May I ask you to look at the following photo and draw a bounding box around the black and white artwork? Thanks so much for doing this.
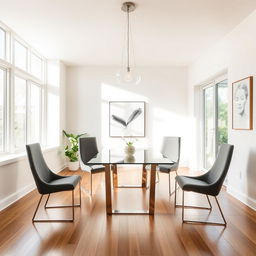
[232,76,253,130]
[109,101,145,137]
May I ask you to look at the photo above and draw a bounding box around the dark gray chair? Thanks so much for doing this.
[158,136,181,196]
[175,144,234,226]
[79,137,105,196]
[26,143,81,222]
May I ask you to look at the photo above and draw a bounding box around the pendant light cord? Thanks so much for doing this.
[127,5,130,72]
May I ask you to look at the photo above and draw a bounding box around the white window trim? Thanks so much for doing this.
[0,20,49,156]
[200,73,228,171]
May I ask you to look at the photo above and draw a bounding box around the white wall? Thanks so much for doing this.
[0,148,65,210]
[66,66,189,166]
[188,10,256,209]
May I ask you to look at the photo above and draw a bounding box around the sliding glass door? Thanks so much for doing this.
[203,78,228,169]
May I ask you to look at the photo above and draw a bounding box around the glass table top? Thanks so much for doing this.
[87,148,174,165]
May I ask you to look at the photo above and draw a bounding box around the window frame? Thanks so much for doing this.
[0,21,47,155]
[0,27,7,61]
[13,37,29,72]
[0,66,7,152]
[201,74,228,170]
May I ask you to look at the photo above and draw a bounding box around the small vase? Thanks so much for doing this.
[124,145,135,155]
[68,161,79,171]
[124,155,135,163]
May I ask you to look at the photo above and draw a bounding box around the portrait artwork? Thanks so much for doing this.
[232,76,253,130]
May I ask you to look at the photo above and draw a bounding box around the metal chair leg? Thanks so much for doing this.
[90,172,93,196]
[168,172,171,196]
[182,190,184,221]
[79,180,82,206]
[215,196,227,226]
[44,183,81,208]
[32,195,43,222]
[181,191,227,226]
[206,195,212,210]
[32,190,76,223]
[44,194,50,208]
[175,185,212,210]
[156,170,160,183]
[174,180,177,206]
[168,172,179,198]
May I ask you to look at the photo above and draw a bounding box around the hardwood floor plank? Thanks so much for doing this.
[0,167,255,256]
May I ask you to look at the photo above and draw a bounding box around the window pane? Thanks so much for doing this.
[0,28,5,60]
[217,79,228,148]
[14,77,26,151]
[30,83,41,143]
[0,69,4,151]
[14,40,27,71]
[31,54,42,79]
[204,86,215,169]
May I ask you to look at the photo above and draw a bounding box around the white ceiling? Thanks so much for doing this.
[0,0,256,66]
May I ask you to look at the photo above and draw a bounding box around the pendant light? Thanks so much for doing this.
[116,2,141,85]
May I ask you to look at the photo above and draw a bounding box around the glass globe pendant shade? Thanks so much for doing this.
[116,67,141,85]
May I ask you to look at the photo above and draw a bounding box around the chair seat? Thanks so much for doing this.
[175,175,211,195]
[48,175,81,193]
[145,163,175,173]
[91,165,105,173]
[158,164,176,173]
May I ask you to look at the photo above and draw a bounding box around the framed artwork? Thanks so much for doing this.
[232,76,253,130]
[109,101,145,137]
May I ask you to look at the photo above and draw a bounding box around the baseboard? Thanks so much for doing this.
[0,183,36,211]
[0,164,66,212]
[227,186,256,211]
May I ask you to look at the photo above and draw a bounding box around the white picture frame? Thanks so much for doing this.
[109,101,145,137]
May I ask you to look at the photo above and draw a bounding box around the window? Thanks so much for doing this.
[217,80,228,147]
[14,40,28,71]
[29,83,41,143]
[0,68,5,151]
[14,77,27,151]
[0,20,60,156]
[204,85,215,169]
[203,77,228,169]
[0,28,5,60]
[31,53,42,79]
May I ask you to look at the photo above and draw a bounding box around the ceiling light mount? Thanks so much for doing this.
[116,2,141,85]
[121,2,136,13]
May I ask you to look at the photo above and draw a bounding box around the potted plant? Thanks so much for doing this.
[122,138,137,156]
[63,130,86,171]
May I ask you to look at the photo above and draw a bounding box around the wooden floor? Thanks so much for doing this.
[0,167,256,256]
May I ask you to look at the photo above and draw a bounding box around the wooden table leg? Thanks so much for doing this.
[105,164,112,214]
[142,164,147,188]
[149,164,156,215]
[112,164,118,188]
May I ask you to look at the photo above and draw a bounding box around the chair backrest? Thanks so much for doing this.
[205,144,234,193]
[79,137,99,164]
[160,136,181,163]
[26,143,54,194]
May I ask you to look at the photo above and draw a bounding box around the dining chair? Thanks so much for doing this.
[175,143,234,226]
[145,137,181,190]
[158,136,181,196]
[79,137,105,196]
[26,143,81,222]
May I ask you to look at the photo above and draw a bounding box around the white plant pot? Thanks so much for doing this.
[68,161,79,171]
[124,145,135,155]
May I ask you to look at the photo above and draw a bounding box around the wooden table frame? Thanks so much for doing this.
[112,164,149,189]
[104,164,157,215]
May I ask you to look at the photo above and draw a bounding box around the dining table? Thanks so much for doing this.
[87,148,174,215]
